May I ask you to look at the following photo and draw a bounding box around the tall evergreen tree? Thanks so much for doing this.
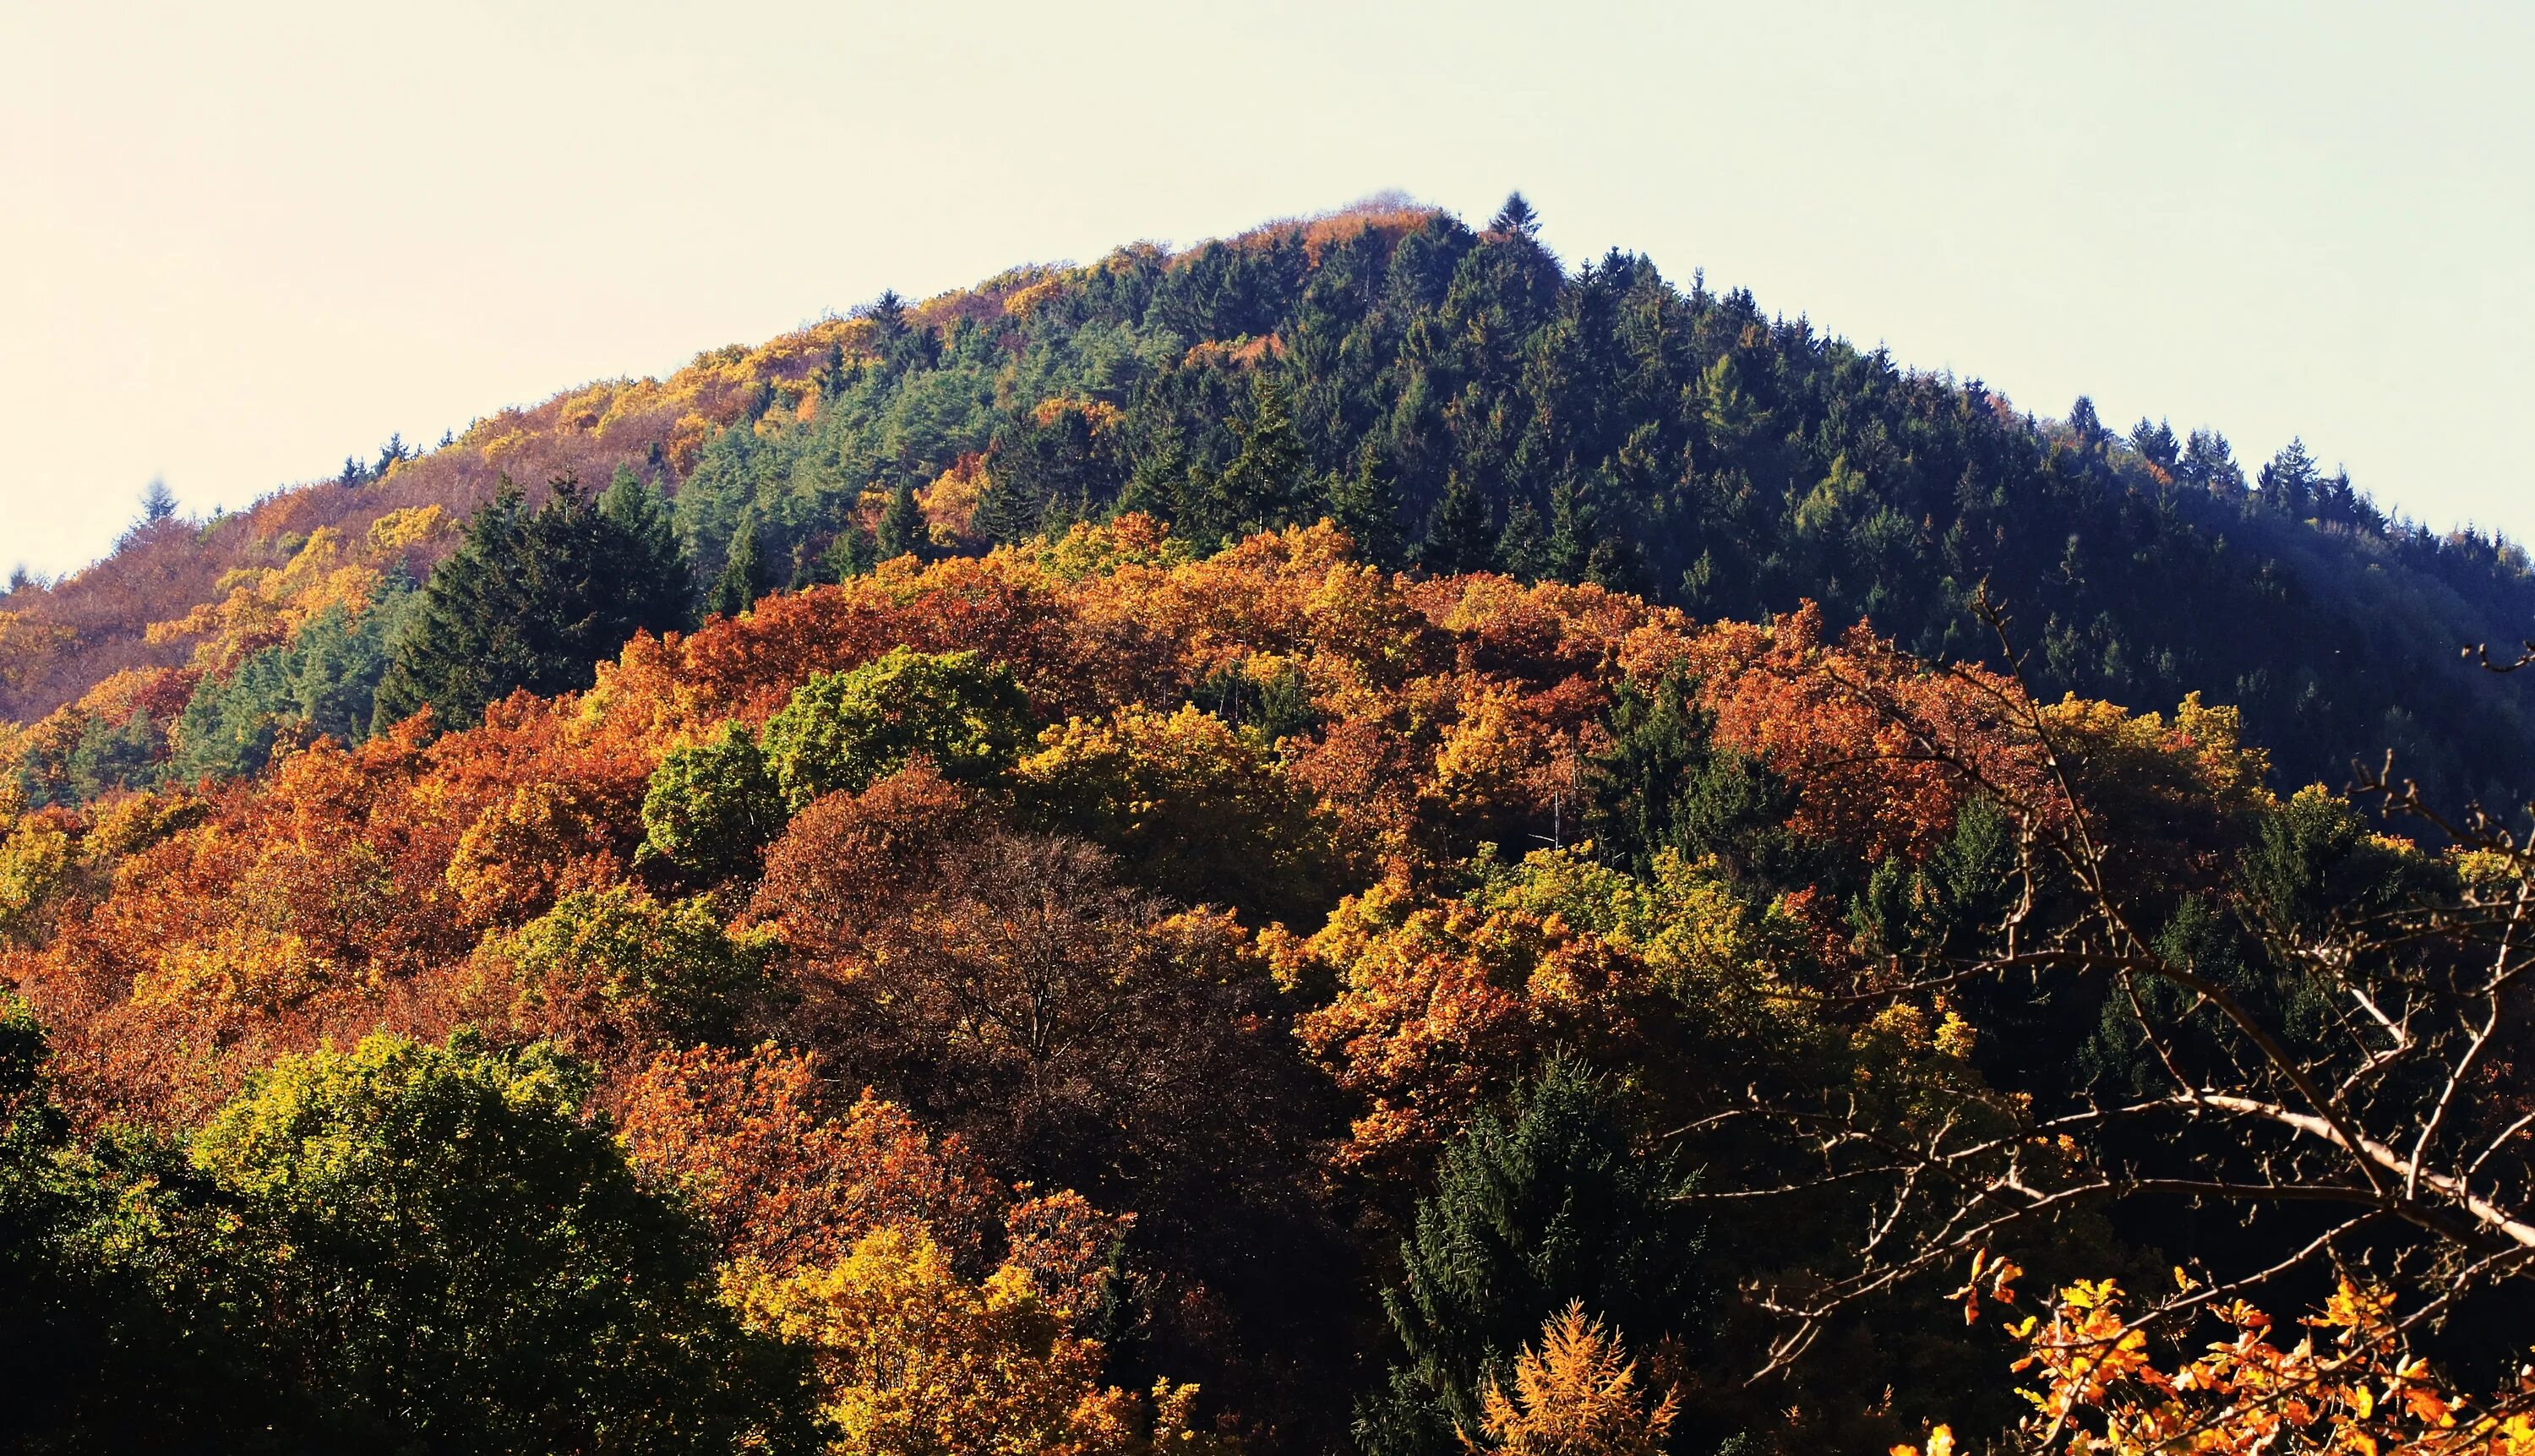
[1489,191,1542,239]
[1217,371,1312,534]
[1357,1059,1706,1456]
[1421,471,1497,575]
[2065,395,2109,452]
[372,475,691,733]
[2259,438,2321,516]
[1496,497,1551,581]
[706,513,766,619]
[1327,444,1406,566]
[825,523,879,580]
[875,482,927,562]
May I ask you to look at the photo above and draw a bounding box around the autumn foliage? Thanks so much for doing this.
[0,510,2485,1454]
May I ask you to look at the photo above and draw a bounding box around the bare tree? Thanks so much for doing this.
[1685,589,2535,1385]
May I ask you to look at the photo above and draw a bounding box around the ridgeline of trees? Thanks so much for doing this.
[6,197,2534,820]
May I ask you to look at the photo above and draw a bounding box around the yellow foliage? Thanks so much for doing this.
[134,923,338,1016]
[728,1221,1230,1456]
[144,526,386,674]
[1467,1301,1679,1456]
[919,459,989,548]
[1031,396,1126,434]
[364,504,453,559]
[2040,691,2275,813]
[1938,1261,2535,1456]
[0,816,72,945]
[0,610,76,691]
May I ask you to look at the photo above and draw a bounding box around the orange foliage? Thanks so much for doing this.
[1909,1261,2535,1456]
[619,1043,1003,1273]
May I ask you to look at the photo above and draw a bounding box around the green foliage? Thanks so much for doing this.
[0,1026,811,1453]
[1584,674,1799,882]
[373,475,693,733]
[875,481,927,562]
[638,720,787,885]
[172,1033,809,1453]
[499,886,774,1050]
[166,584,417,783]
[1208,372,1315,543]
[759,646,1033,810]
[707,510,766,619]
[1327,444,1407,567]
[0,998,128,1451]
[2239,783,2422,936]
[1359,1057,1707,1456]
[824,522,879,580]
[1855,795,2020,961]
[1421,471,1497,575]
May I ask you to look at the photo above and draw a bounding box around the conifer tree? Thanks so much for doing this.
[1327,444,1406,567]
[598,466,691,622]
[1357,1059,1705,1456]
[1496,497,1551,581]
[372,475,690,733]
[1490,191,1542,239]
[825,524,879,580]
[707,513,766,619]
[875,482,927,562]
[1217,372,1311,534]
[1421,471,1498,575]
[2065,395,2109,453]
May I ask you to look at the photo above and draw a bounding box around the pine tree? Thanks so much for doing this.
[2259,438,2320,516]
[372,475,691,733]
[707,515,766,619]
[1327,444,1405,566]
[598,466,692,627]
[1421,471,1497,575]
[139,478,177,524]
[2181,428,2244,492]
[825,525,879,581]
[1546,476,1593,581]
[1217,372,1311,534]
[1496,498,1551,581]
[2131,418,2181,472]
[2065,395,2109,452]
[1356,1059,1704,1456]
[875,483,926,563]
[1489,191,1541,239]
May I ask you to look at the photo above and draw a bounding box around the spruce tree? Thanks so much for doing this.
[875,482,927,563]
[372,475,691,733]
[597,466,691,624]
[1489,191,1541,239]
[1420,471,1497,575]
[1356,1059,1705,1456]
[1496,497,1551,581]
[1327,444,1405,566]
[1217,372,1311,534]
[706,514,765,619]
[825,524,878,581]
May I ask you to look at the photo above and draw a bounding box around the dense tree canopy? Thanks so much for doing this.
[6,196,2535,1456]
[372,472,691,733]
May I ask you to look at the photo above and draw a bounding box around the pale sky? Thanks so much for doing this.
[3,1,2528,579]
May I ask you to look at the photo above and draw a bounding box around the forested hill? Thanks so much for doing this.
[8,194,2532,807]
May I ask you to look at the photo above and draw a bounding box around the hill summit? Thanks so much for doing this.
[6,194,2530,807]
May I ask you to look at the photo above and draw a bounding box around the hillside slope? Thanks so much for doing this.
[6,195,2530,807]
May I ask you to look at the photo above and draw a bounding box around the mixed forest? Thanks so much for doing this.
[7,197,2535,1455]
